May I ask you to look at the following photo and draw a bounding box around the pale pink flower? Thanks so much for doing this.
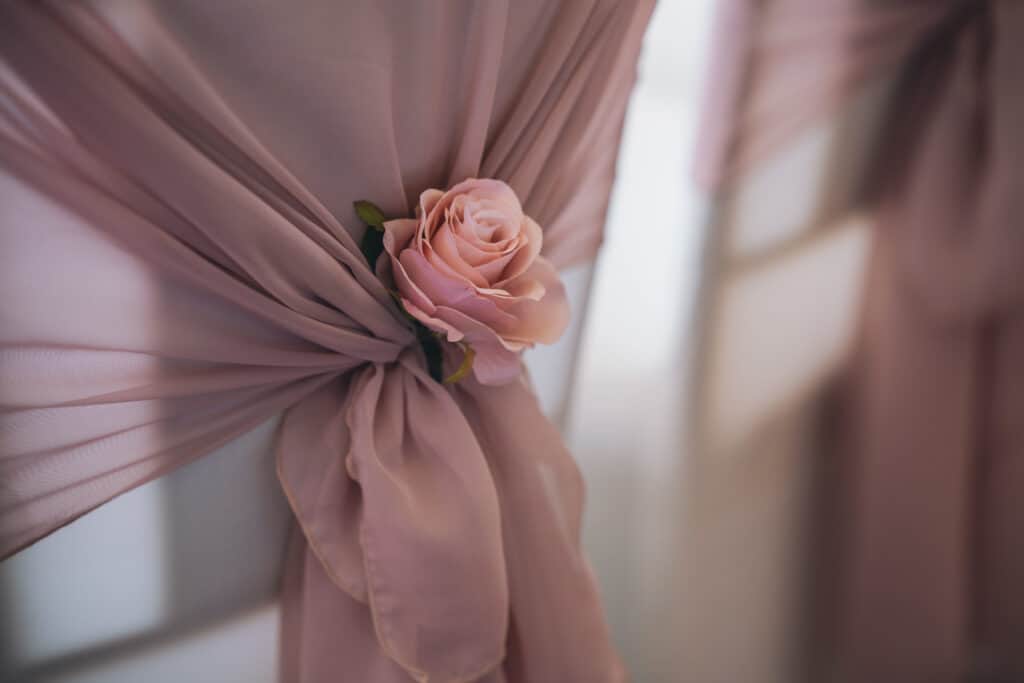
[378,179,569,385]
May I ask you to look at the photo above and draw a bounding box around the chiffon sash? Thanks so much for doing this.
[0,2,654,680]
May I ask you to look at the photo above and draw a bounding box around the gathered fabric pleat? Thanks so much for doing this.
[0,1,655,681]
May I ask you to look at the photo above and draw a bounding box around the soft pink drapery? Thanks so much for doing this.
[697,1,1024,680]
[0,2,654,681]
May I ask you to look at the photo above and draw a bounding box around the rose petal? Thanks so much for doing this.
[451,234,517,283]
[424,240,483,288]
[455,236,516,264]
[417,188,445,221]
[482,276,546,303]
[431,223,490,287]
[453,221,516,256]
[463,179,522,212]
[386,252,438,317]
[400,250,476,307]
[457,213,517,256]
[497,216,543,283]
[473,250,517,284]
[418,189,453,250]
[401,298,465,343]
[498,259,570,345]
[462,206,514,246]
[381,218,419,254]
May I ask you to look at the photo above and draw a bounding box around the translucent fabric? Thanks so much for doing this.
[0,2,654,681]
[696,1,1024,680]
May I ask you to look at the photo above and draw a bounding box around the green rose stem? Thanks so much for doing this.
[443,344,475,385]
[355,199,453,384]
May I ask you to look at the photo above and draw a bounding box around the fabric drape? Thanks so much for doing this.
[696,1,1024,680]
[0,2,654,681]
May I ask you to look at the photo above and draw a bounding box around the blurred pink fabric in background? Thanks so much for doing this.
[0,2,654,681]
[698,1,1024,680]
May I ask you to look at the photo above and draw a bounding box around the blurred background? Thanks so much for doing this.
[567,1,1022,682]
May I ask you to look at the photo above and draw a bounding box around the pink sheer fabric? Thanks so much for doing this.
[0,2,654,681]
[697,1,1024,680]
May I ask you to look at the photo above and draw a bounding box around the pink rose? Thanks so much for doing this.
[379,178,569,385]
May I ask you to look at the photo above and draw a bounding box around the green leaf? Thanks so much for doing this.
[353,200,386,230]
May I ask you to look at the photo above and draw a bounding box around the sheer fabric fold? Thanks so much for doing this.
[0,1,654,680]
[696,1,1024,679]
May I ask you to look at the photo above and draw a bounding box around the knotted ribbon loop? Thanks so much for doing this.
[276,354,627,682]
[277,349,509,682]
